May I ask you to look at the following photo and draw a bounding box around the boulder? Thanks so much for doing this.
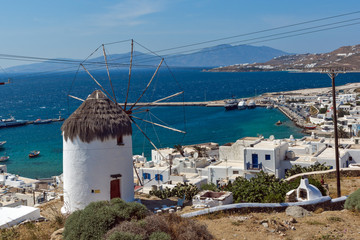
[285,206,311,218]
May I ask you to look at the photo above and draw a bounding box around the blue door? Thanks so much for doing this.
[252,154,258,168]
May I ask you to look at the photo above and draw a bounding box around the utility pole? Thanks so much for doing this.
[322,68,345,198]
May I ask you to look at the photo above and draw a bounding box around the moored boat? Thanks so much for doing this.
[29,150,40,158]
[224,99,238,110]
[304,124,317,130]
[247,100,256,109]
[0,141,6,148]
[238,100,247,110]
[34,119,52,124]
[0,117,28,128]
[0,155,9,162]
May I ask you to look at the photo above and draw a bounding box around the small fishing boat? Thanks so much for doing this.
[304,124,317,130]
[34,119,52,124]
[224,98,238,111]
[0,141,6,148]
[29,150,40,158]
[0,155,9,162]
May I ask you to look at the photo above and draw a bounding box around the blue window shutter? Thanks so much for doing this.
[160,175,163,181]
[143,173,146,179]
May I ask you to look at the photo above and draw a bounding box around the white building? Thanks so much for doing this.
[61,90,134,214]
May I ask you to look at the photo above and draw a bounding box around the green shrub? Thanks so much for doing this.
[200,183,219,192]
[63,199,149,240]
[344,188,360,211]
[285,163,331,178]
[149,231,171,240]
[149,183,199,200]
[108,232,144,240]
[227,171,325,203]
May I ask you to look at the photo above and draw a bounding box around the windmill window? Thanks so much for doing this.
[117,135,124,146]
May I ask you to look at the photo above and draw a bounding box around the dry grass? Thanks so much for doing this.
[195,176,360,240]
[196,210,360,240]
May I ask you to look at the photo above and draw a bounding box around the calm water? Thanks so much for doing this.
[0,69,358,178]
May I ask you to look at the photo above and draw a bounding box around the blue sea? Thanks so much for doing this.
[0,68,358,178]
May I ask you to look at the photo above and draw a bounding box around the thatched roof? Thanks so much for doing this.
[62,90,132,143]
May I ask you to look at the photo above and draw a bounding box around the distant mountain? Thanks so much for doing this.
[164,44,290,67]
[5,44,290,73]
[210,44,360,72]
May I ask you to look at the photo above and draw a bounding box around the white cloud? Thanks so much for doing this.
[94,0,166,27]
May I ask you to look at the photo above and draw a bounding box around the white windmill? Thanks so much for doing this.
[61,40,186,213]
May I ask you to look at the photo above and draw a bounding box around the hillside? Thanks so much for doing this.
[210,44,360,72]
[4,44,289,73]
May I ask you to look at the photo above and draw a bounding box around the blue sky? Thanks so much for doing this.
[1,0,360,68]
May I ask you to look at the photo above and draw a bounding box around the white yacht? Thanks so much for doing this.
[238,100,247,110]
[248,100,256,109]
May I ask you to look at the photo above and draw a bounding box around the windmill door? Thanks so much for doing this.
[110,179,121,199]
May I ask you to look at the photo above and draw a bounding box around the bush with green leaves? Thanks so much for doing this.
[149,232,171,240]
[226,171,324,203]
[63,198,149,240]
[285,163,331,178]
[149,182,199,200]
[344,188,360,211]
[200,183,219,192]
[108,231,144,240]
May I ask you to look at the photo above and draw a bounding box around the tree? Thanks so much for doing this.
[193,146,207,157]
[338,126,349,138]
[319,108,327,114]
[173,144,185,157]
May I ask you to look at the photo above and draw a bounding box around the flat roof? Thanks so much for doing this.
[316,148,347,159]
[209,162,244,168]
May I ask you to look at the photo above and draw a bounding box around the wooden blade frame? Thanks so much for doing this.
[80,63,125,111]
[132,115,186,134]
[131,91,184,112]
[124,39,134,111]
[131,118,166,161]
[102,44,117,105]
[68,94,85,102]
[129,58,164,112]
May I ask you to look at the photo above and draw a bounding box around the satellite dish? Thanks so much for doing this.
[193,152,199,159]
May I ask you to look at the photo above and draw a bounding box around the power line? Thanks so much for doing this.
[1,11,360,68]
[150,10,360,54]
[1,11,359,81]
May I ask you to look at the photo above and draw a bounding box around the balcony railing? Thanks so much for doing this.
[246,162,262,170]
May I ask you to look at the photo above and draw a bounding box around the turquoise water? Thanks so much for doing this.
[0,69,358,178]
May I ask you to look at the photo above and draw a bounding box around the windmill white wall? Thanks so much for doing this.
[61,90,134,214]
[62,135,134,213]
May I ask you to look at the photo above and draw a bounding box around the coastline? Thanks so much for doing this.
[135,82,360,135]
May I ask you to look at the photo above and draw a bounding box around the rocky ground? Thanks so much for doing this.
[196,209,360,240]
